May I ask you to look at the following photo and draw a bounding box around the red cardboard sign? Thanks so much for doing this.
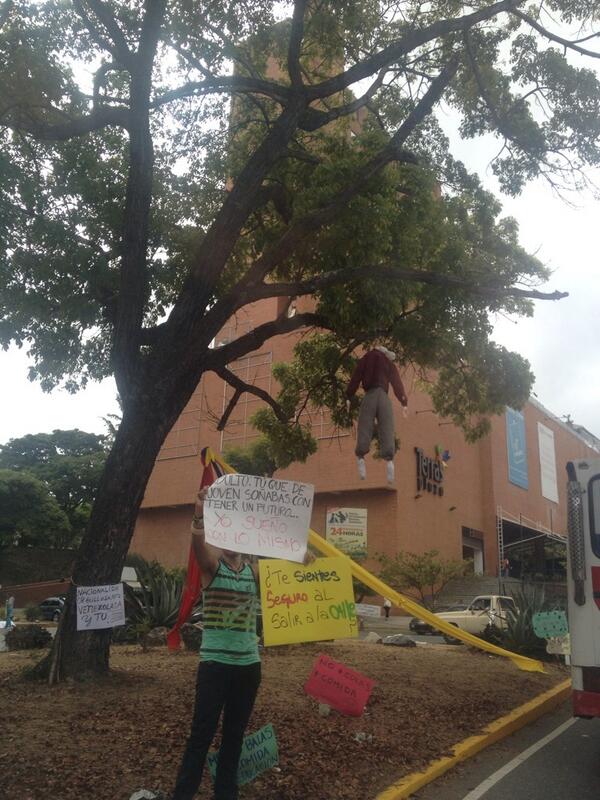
[304,653,375,716]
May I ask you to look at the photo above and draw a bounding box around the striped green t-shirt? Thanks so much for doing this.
[200,560,260,666]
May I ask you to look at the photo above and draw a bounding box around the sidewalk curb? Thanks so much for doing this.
[375,678,571,800]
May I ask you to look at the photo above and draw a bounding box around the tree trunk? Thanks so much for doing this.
[43,396,179,683]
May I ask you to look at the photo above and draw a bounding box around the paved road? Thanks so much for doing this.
[414,701,600,800]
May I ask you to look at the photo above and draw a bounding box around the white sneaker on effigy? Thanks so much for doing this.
[357,457,366,480]
[386,460,395,484]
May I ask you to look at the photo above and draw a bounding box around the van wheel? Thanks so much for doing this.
[443,625,461,644]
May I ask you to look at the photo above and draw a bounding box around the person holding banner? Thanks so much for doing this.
[172,487,261,800]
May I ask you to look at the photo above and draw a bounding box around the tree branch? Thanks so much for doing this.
[216,385,243,431]
[84,0,134,67]
[112,0,166,393]
[162,101,307,345]
[288,0,308,88]
[306,0,524,99]
[245,265,568,304]
[512,9,600,59]
[1,106,130,140]
[150,76,291,108]
[214,366,289,429]
[299,68,387,131]
[207,312,324,368]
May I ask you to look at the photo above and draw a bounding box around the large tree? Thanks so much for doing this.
[1,0,599,681]
[0,429,107,547]
[0,469,71,548]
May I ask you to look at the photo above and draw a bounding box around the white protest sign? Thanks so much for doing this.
[355,603,381,618]
[203,474,314,562]
[76,583,126,631]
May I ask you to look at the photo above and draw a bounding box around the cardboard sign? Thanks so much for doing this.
[355,603,381,618]
[532,611,568,639]
[259,556,358,646]
[207,723,278,785]
[76,583,125,630]
[204,474,314,563]
[304,653,375,716]
[546,634,571,655]
[326,508,368,558]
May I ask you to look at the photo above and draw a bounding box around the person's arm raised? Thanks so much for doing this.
[191,488,220,582]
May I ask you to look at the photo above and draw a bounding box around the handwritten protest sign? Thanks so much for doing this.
[304,653,375,716]
[76,583,125,631]
[259,556,358,646]
[204,474,314,563]
[207,723,278,785]
[355,603,381,618]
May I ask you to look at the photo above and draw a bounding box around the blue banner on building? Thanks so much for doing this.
[506,408,528,489]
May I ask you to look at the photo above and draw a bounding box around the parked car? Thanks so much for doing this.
[409,604,467,635]
[435,595,516,643]
[39,597,65,622]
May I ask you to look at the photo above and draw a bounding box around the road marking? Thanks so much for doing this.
[460,717,578,800]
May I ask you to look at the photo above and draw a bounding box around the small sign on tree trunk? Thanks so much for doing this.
[76,583,125,630]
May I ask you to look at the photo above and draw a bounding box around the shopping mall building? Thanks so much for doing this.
[131,296,599,581]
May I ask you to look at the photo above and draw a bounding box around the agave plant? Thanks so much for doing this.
[502,585,548,656]
[124,554,185,630]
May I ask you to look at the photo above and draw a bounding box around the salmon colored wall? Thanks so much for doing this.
[130,506,193,569]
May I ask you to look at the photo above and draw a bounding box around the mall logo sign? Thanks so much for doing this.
[414,447,444,496]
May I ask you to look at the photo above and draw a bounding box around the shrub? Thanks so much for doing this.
[25,603,41,621]
[6,624,52,650]
[111,625,138,644]
[482,585,547,657]
[122,554,185,635]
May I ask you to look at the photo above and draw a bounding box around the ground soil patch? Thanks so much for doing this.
[0,641,565,800]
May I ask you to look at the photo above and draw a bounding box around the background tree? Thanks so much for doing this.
[379,549,471,609]
[0,469,71,548]
[224,438,279,478]
[1,0,599,681]
[353,577,377,604]
[0,430,107,547]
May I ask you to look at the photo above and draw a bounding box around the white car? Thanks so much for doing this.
[435,595,516,643]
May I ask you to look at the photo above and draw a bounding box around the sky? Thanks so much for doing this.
[443,115,600,438]
[1,16,599,446]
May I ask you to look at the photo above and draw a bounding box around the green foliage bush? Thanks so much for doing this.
[24,603,41,621]
[6,624,52,650]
